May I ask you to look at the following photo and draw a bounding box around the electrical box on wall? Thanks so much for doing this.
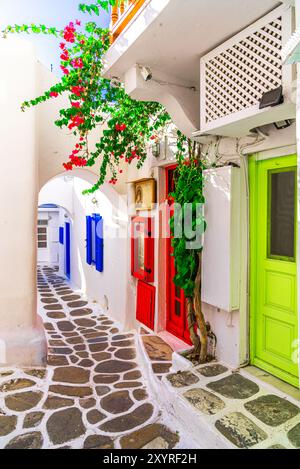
[197,5,295,138]
[201,166,241,312]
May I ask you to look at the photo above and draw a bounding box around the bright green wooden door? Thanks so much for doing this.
[250,154,298,387]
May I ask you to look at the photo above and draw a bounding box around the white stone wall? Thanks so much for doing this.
[0,37,46,365]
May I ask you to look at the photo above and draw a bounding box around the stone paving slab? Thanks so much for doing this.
[215,412,268,448]
[244,394,299,427]
[163,360,300,449]
[184,388,226,415]
[167,371,199,388]
[0,266,180,450]
[206,373,260,399]
[287,423,300,448]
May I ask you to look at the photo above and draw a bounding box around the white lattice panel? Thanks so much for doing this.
[200,5,294,134]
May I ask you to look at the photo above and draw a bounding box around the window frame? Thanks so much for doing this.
[267,166,297,263]
[86,213,104,272]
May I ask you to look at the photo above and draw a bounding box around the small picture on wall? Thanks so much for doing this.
[134,178,156,211]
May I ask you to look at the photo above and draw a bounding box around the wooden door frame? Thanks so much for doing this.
[166,164,177,337]
[249,153,298,387]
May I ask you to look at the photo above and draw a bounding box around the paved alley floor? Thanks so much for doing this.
[0,266,180,449]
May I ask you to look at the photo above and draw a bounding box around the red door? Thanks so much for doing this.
[166,166,191,344]
[136,280,155,330]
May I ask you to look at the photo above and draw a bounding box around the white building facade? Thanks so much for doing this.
[102,0,300,388]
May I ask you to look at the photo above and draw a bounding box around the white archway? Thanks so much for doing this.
[38,170,129,326]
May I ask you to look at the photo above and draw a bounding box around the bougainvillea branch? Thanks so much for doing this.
[2,0,170,191]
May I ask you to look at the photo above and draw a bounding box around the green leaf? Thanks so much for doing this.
[91,4,100,15]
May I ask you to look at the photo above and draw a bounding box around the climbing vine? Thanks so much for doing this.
[169,135,209,362]
[2,0,170,192]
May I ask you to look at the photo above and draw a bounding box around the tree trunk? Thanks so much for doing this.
[193,251,208,363]
[186,297,200,358]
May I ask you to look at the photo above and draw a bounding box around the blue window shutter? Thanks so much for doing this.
[65,222,71,279]
[86,216,92,265]
[59,227,64,245]
[95,215,104,272]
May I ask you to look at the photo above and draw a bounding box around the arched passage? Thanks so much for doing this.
[38,170,129,327]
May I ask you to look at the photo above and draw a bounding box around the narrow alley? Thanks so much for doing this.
[0,266,180,449]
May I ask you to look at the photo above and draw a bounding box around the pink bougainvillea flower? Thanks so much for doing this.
[63,162,73,171]
[68,114,85,130]
[60,65,69,75]
[63,22,76,43]
[50,91,59,98]
[75,20,81,26]
[60,52,69,61]
[71,58,83,69]
[69,154,87,167]
[64,32,75,43]
[71,86,85,97]
[116,123,126,132]
[71,102,81,108]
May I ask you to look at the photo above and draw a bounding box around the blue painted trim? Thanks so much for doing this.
[65,222,71,279]
[39,203,58,209]
[86,216,93,265]
[59,227,64,245]
[94,214,104,273]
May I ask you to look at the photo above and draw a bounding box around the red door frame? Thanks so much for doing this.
[165,165,191,344]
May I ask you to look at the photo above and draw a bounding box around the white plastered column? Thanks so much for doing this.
[0,38,46,366]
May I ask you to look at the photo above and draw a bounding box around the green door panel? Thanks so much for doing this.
[250,154,298,387]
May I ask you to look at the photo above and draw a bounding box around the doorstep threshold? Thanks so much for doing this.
[157,330,191,353]
[241,365,300,403]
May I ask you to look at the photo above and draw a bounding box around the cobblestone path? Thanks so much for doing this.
[0,266,180,449]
